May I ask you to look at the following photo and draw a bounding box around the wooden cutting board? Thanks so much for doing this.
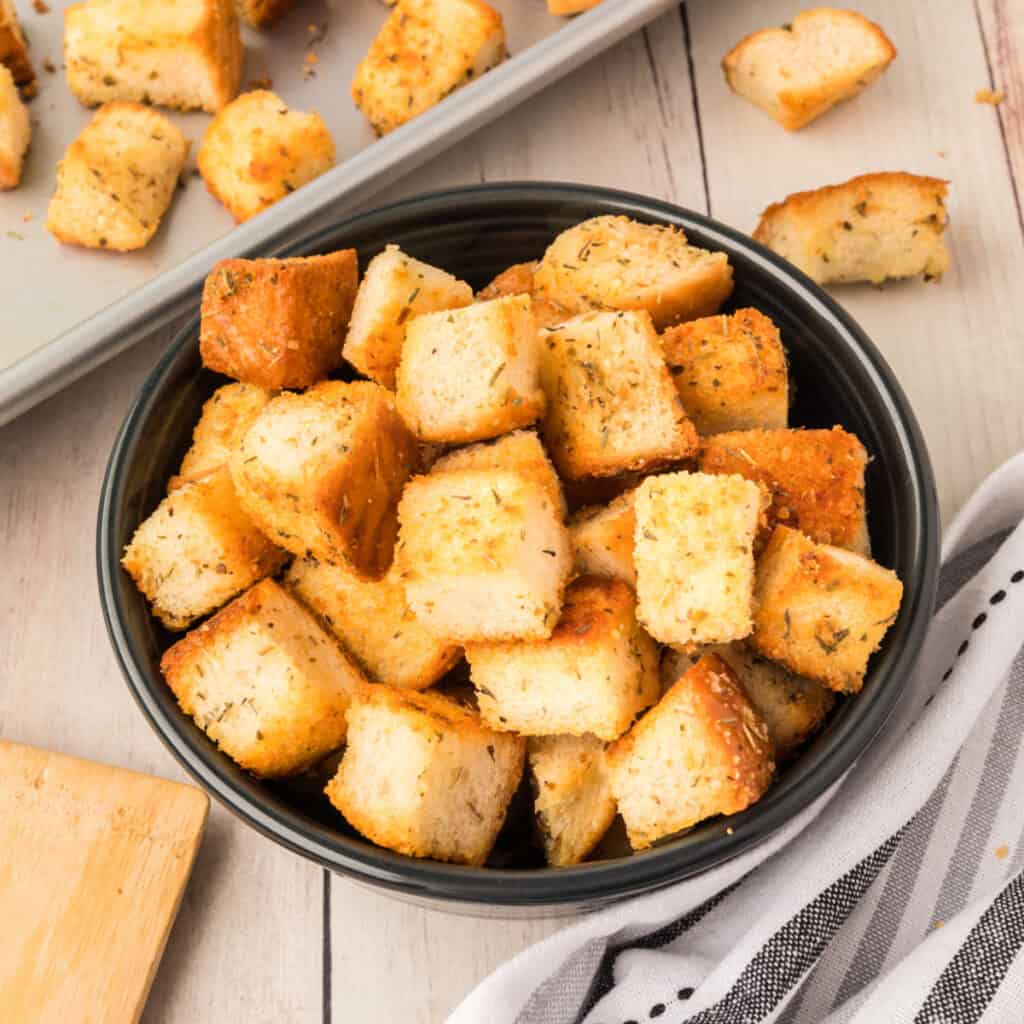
[0,740,209,1023]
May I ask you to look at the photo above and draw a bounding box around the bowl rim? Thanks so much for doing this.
[98,181,940,908]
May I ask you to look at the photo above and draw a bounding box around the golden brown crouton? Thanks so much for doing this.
[0,64,29,189]
[528,734,616,867]
[534,216,734,329]
[236,0,297,26]
[661,309,789,436]
[568,488,637,586]
[325,685,525,866]
[342,244,473,389]
[476,260,573,330]
[751,526,903,693]
[753,172,949,285]
[161,579,366,777]
[198,89,335,222]
[396,467,571,643]
[539,310,698,481]
[350,0,506,136]
[396,294,546,444]
[122,466,288,631]
[0,0,33,95]
[722,9,896,131]
[634,471,765,647]
[548,0,602,13]
[64,0,242,113]
[606,653,774,850]
[287,556,461,691]
[230,381,419,577]
[698,426,870,554]
[466,576,659,741]
[199,251,358,390]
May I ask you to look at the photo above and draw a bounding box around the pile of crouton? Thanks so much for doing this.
[123,213,905,868]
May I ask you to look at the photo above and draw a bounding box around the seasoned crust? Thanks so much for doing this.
[476,260,574,330]
[568,487,637,586]
[0,64,29,189]
[0,0,33,93]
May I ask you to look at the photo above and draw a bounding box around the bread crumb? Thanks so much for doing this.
[33,0,50,12]
[21,212,30,222]
[995,844,1009,859]
[975,88,1005,105]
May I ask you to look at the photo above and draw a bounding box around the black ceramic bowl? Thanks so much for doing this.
[98,183,939,913]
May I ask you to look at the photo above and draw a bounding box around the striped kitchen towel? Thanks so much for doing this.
[450,452,1024,1024]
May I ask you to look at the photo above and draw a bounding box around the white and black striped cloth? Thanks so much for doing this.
[451,454,1024,1024]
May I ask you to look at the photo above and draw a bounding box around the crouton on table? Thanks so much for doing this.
[606,653,774,850]
[396,467,571,643]
[325,685,525,866]
[200,250,358,389]
[162,579,366,777]
[230,381,419,577]
[64,0,242,113]
[569,488,637,586]
[343,244,473,389]
[0,0,32,94]
[751,525,903,693]
[722,8,896,131]
[236,0,299,27]
[0,63,29,189]
[753,172,949,285]
[351,0,506,135]
[198,89,335,222]
[466,576,659,741]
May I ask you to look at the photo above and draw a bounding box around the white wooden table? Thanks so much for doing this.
[2,2,1023,1020]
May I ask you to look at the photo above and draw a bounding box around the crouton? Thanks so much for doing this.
[325,685,524,866]
[236,0,298,26]
[396,467,571,643]
[0,64,29,189]
[170,383,273,490]
[122,466,288,631]
[751,525,903,693]
[431,429,565,517]
[568,488,637,586]
[634,471,764,647]
[0,0,32,95]
[699,427,870,554]
[161,579,365,776]
[722,9,896,131]
[539,310,698,481]
[198,89,335,222]
[199,251,358,389]
[46,102,189,251]
[605,653,774,849]
[528,734,616,867]
[350,0,506,136]
[476,260,573,330]
[287,556,460,691]
[64,0,242,113]
[753,172,950,285]
[548,0,602,14]
[533,216,734,329]
[230,381,418,577]
[466,576,659,741]
[342,245,473,389]
[661,309,789,436]
[396,294,546,444]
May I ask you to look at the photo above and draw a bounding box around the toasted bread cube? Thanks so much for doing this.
[342,245,473,389]
[634,472,764,646]
[0,64,29,189]
[396,295,546,444]
[751,526,903,693]
[569,488,637,586]
[534,216,733,329]
[477,260,573,330]
[350,0,505,136]
[122,466,287,631]
[46,102,189,252]
[161,579,366,776]
[753,172,949,285]
[699,427,870,554]
[236,0,298,26]
[64,0,242,113]
[396,467,571,643]
[0,0,33,93]
[431,429,566,517]
[466,576,660,741]
[528,734,616,867]
[548,0,601,13]
[722,9,896,131]
[287,556,460,690]
[539,311,698,481]
[198,89,335,223]
[661,309,788,436]
[325,685,525,865]
[199,251,358,390]
[606,653,774,849]
[230,381,418,577]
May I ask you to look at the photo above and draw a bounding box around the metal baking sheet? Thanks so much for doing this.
[0,0,677,425]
